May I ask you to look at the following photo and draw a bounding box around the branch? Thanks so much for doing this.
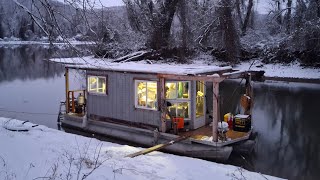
[11,0,49,36]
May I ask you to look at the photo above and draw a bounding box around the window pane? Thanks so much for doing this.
[196,81,205,117]
[137,82,146,107]
[177,102,190,118]
[88,76,106,94]
[147,82,157,109]
[98,78,106,93]
[165,82,177,99]
[177,82,189,99]
[88,77,97,91]
[167,102,190,119]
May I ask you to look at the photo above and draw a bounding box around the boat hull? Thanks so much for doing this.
[62,115,233,161]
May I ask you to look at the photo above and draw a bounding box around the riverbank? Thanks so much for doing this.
[0,117,283,180]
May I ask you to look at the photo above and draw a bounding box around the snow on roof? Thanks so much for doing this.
[50,56,233,75]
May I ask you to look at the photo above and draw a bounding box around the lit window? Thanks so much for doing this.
[165,81,190,99]
[88,76,107,94]
[168,102,190,119]
[165,81,190,119]
[196,81,205,117]
[135,80,157,110]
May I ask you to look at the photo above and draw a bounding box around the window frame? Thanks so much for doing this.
[134,80,158,111]
[165,81,191,119]
[87,75,108,95]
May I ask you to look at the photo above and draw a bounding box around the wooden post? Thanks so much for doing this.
[65,68,69,113]
[71,91,75,113]
[160,78,167,133]
[212,82,219,142]
[246,73,253,116]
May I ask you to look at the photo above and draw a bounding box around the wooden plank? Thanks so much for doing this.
[158,74,225,83]
[126,135,190,158]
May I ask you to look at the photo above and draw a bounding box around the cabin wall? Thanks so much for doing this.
[86,70,161,128]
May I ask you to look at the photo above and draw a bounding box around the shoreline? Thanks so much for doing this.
[265,76,320,84]
[0,117,283,180]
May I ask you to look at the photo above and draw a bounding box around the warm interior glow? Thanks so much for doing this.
[88,76,106,94]
[165,82,189,99]
[196,81,205,117]
[168,102,190,119]
[136,81,157,110]
[165,81,190,119]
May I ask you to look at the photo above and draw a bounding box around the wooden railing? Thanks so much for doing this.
[67,90,86,114]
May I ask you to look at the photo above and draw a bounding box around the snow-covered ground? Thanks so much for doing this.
[234,60,320,80]
[0,40,94,46]
[0,117,283,180]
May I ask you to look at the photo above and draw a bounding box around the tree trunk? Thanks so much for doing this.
[218,0,240,63]
[235,0,243,28]
[285,0,292,34]
[148,0,180,50]
[241,0,254,35]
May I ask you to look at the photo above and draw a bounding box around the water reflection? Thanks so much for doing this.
[0,45,66,128]
[0,45,65,83]
[220,81,320,180]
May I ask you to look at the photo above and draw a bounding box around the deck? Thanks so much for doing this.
[179,125,251,146]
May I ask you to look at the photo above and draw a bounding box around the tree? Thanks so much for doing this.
[217,0,241,63]
[241,0,254,35]
[124,0,180,50]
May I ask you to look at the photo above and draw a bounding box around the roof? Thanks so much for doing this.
[50,56,233,75]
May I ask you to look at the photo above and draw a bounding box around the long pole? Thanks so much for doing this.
[65,68,69,113]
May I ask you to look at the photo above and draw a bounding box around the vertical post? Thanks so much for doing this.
[160,77,167,133]
[246,73,253,116]
[71,92,75,113]
[65,68,69,113]
[212,82,219,142]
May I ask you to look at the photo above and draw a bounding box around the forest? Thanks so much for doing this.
[0,0,319,66]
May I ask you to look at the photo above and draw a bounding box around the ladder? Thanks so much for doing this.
[57,101,66,125]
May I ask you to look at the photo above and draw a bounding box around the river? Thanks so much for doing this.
[0,45,319,180]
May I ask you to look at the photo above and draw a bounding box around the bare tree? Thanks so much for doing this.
[217,0,241,63]
[241,0,254,35]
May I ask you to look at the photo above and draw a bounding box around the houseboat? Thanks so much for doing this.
[57,58,264,161]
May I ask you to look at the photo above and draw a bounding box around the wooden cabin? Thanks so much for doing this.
[60,59,264,161]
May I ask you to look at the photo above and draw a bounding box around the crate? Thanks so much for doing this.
[233,114,251,132]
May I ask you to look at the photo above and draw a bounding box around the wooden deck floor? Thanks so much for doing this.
[179,125,250,141]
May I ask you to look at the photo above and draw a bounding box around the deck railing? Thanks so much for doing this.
[67,90,86,115]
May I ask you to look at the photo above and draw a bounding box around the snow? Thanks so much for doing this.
[50,56,233,75]
[0,117,283,180]
[235,60,320,79]
[192,57,320,80]
[0,40,94,45]
[50,55,319,80]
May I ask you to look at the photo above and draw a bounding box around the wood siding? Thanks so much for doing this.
[86,70,161,127]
